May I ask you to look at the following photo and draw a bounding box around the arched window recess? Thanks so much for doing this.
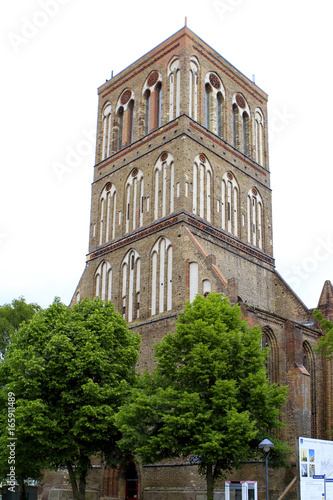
[116,89,135,150]
[232,93,250,155]
[143,71,162,134]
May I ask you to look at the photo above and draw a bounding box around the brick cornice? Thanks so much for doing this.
[193,45,265,104]
[87,211,274,267]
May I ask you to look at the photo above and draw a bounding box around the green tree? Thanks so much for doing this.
[313,309,333,359]
[116,293,289,500]
[0,297,40,357]
[0,297,140,500]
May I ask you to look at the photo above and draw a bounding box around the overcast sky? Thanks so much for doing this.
[1,0,332,309]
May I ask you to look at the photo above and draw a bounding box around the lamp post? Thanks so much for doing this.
[259,439,274,500]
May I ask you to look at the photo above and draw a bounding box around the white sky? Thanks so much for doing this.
[1,0,332,310]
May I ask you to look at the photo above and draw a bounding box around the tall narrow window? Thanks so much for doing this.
[121,250,140,322]
[221,172,239,237]
[142,71,162,133]
[217,93,223,138]
[168,58,180,121]
[128,100,134,144]
[262,326,278,383]
[101,103,112,161]
[125,169,144,234]
[117,89,135,149]
[189,262,199,303]
[117,107,123,150]
[233,94,250,154]
[144,89,150,135]
[243,112,249,155]
[192,154,212,223]
[95,261,112,301]
[156,82,162,128]
[205,83,212,130]
[205,73,225,136]
[255,108,264,166]
[99,182,117,245]
[154,152,175,221]
[189,57,199,121]
[233,104,239,148]
[247,188,263,249]
[151,237,173,316]
[303,341,317,437]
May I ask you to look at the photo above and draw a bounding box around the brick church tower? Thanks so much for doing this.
[71,25,333,499]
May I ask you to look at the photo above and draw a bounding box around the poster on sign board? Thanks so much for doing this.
[298,437,333,499]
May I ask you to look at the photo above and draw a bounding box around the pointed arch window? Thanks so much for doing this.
[168,58,180,121]
[143,71,162,134]
[95,261,112,301]
[125,169,144,234]
[154,152,175,220]
[116,89,135,150]
[151,237,173,315]
[255,108,264,166]
[303,341,317,436]
[122,249,140,322]
[243,112,249,156]
[205,73,225,137]
[189,57,199,121]
[233,94,250,155]
[101,103,112,161]
[232,104,239,148]
[247,188,263,249]
[193,154,212,223]
[99,182,117,245]
[144,89,150,135]
[117,107,124,150]
[221,172,239,237]
[262,326,278,383]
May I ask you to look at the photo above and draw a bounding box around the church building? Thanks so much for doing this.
[66,25,332,500]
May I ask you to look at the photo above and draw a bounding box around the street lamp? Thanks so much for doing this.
[259,438,274,500]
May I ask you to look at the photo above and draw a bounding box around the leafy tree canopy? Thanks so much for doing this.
[0,297,40,357]
[0,297,141,500]
[116,293,289,500]
[313,309,333,359]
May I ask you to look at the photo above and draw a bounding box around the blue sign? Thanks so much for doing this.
[313,475,325,479]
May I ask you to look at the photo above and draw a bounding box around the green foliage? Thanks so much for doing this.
[116,293,289,499]
[313,309,333,359]
[0,297,140,499]
[0,297,40,357]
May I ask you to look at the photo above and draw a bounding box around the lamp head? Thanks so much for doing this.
[259,438,275,453]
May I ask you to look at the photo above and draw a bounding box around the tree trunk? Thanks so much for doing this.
[78,471,86,500]
[18,476,27,500]
[66,461,79,500]
[206,464,215,500]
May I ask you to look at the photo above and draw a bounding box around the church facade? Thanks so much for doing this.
[66,26,332,500]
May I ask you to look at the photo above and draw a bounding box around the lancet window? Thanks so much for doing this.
[205,72,225,137]
[168,58,180,120]
[221,172,239,237]
[125,169,144,234]
[154,152,175,220]
[99,182,117,245]
[121,249,141,323]
[151,237,173,316]
[95,261,112,301]
[247,188,263,249]
[192,154,212,223]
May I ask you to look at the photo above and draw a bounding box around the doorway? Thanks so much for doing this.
[125,463,138,500]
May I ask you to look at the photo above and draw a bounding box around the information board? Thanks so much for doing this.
[299,437,333,500]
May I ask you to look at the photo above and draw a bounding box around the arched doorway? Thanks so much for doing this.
[125,463,138,499]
